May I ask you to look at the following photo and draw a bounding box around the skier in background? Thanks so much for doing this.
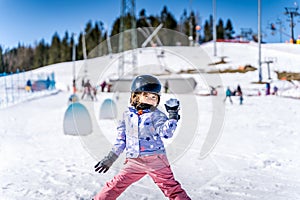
[72,79,77,94]
[81,78,85,92]
[81,79,93,100]
[100,80,107,92]
[210,86,218,96]
[46,76,51,89]
[266,82,271,95]
[239,93,244,105]
[25,79,32,92]
[273,86,278,95]
[93,74,191,200]
[106,82,112,92]
[92,86,98,101]
[236,84,242,96]
[50,71,56,89]
[164,80,169,93]
[224,87,233,104]
[236,84,243,105]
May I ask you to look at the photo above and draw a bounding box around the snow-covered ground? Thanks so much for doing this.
[1,42,300,200]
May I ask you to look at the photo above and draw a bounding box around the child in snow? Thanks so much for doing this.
[94,74,191,200]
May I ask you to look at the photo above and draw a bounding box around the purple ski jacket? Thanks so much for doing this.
[112,106,178,158]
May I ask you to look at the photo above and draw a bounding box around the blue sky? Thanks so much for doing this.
[0,0,299,49]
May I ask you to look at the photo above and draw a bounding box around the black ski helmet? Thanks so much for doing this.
[131,74,161,95]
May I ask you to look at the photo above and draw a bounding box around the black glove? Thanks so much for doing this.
[164,98,180,121]
[94,151,118,173]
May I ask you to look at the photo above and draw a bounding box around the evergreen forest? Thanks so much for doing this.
[0,6,235,73]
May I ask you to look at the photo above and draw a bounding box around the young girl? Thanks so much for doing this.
[94,74,191,200]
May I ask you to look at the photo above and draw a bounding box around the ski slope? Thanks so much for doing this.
[1,42,300,200]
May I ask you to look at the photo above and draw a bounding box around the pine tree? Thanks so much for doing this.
[17,45,34,71]
[48,32,61,65]
[179,9,188,34]
[111,18,120,37]
[76,33,84,60]
[0,45,4,73]
[148,15,160,27]
[224,19,235,39]
[34,40,48,69]
[189,11,197,39]
[60,31,71,62]
[137,9,149,28]
[160,6,177,30]
[89,21,101,57]
[217,19,225,39]
[90,23,99,57]
[84,21,94,56]
[204,21,212,42]
[5,48,17,72]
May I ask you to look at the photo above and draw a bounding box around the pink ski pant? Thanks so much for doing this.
[94,154,191,200]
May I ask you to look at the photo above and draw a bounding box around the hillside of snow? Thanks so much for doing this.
[0,42,300,200]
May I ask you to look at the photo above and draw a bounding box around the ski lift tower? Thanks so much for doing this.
[240,28,253,41]
[284,3,300,43]
[118,0,137,78]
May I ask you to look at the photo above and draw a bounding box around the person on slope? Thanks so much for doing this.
[81,79,93,101]
[224,86,233,104]
[93,74,191,200]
